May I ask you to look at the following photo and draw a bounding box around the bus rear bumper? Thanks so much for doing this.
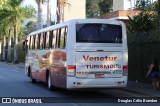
[67,77,127,89]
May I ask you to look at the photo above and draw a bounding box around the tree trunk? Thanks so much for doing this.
[57,1,60,23]
[2,36,6,61]
[37,2,43,29]
[57,6,62,23]
[7,29,12,63]
[47,0,51,26]
[13,24,18,63]
[0,41,2,61]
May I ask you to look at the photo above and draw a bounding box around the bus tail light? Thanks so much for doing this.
[68,65,76,76]
[123,65,128,76]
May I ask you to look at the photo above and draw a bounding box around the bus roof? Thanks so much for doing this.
[28,18,124,36]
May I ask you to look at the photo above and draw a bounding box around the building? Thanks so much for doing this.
[113,0,157,11]
[113,0,132,11]
[63,0,86,22]
[97,0,157,21]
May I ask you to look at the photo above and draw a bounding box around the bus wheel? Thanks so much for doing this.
[47,74,53,90]
[31,76,37,83]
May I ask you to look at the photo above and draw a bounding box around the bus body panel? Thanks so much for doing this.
[67,76,127,89]
[25,49,67,88]
[75,51,123,78]
[25,19,128,90]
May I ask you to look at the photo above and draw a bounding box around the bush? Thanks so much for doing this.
[128,30,160,83]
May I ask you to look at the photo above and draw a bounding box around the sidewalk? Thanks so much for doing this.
[5,62,25,69]
[0,61,25,70]
[0,62,160,97]
[124,81,160,97]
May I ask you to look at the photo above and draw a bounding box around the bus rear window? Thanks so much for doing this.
[76,24,122,43]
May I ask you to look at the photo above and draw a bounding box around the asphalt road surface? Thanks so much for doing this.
[0,62,159,106]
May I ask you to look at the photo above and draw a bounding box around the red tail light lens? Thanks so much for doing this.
[123,65,128,70]
[123,65,128,76]
[68,65,76,76]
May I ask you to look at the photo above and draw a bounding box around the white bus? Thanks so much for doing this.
[24,19,128,90]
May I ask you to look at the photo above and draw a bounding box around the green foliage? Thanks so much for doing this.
[155,0,160,15]
[98,0,113,15]
[0,0,37,63]
[86,0,113,18]
[127,11,155,33]
[10,43,26,62]
[127,1,160,82]
[128,30,160,83]
[135,0,149,10]
[0,0,36,26]
[0,0,6,9]
[24,21,37,35]
[86,0,99,18]
[0,0,36,38]
[127,0,160,33]
[24,5,37,19]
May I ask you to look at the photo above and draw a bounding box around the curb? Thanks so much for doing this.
[122,88,160,97]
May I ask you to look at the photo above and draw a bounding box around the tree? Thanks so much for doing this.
[3,21,12,63]
[135,0,155,10]
[0,0,36,63]
[24,21,37,35]
[127,11,155,33]
[47,0,51,26]
[152,0,160,29]
[155,0,160,15]
[86,0,113,18]
[126,1,159,32]
[0,21,8,62]
[35,0,45,29]
[0,0,6,9]
[57,0,67,23]
[98,0,113,15]
[86,0,100,18]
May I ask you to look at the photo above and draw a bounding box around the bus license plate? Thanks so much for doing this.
[95,73,105,78]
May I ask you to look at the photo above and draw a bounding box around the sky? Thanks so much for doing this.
[22,0,57,16]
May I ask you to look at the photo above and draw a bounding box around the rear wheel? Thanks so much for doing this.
[31,76,36,83]
[28,67,36,83]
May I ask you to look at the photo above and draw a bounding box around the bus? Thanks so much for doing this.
[24,19,128,90]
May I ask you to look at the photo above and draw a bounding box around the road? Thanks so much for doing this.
[0,62,159,106]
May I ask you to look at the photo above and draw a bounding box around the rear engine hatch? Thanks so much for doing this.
[76,52,123,78]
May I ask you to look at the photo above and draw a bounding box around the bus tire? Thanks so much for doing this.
[47,73,53,90]
[31,77,37,83]
[28,67,36,83]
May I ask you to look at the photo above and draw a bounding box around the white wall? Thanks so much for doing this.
[63,0,86,21]
[113,0,131,11]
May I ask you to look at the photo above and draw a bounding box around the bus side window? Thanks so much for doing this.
[30,36,33,50]
[43,32,47,49]
[64,27,68,47]
[60,27,67,48]
[40,33,44,49]
[56,29,60,48]
[52,30,57,48]
[46,31,49,49]
[37,34,41,49]
[35,35,38,49]
[32,35,35,49]
[49,30,53,48]
[29,36,31,50]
